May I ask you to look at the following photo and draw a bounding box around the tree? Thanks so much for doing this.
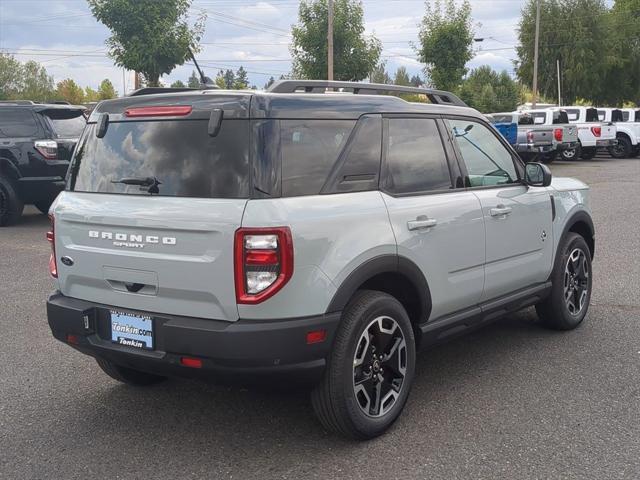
[291,0,382,81]
[17,60,55,102]
[410,74,423,87]
[87,0,205,86]
[0,54,23,99]
[264,76,276,89]
[607,0,640,104]
[459,66,519,113]
[98,79,118,99]
[56,79,85,104]
[85,87,100,102]
[516,0,619,105]
[223,69,235,89]
[187,70,200,88]
[234,66,249,89]
[370,62,391,84]
[394,66,411,86]
[171,80,186,88]
[417,0,474,91]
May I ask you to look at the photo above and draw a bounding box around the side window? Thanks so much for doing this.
[384,118,452,194]
[0,108,38,137]
[447,118,518,188]
[281,120,354,197]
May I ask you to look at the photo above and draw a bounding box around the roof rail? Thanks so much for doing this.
[129,85,220,97]
[0,100,36,105]
[267,80,468,107]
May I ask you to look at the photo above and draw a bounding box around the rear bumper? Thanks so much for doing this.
[596,139,617,147]
[47,292,341,385]
[559,141,579,150]
[515,143,555,153]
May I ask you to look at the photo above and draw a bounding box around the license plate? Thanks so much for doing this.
[110,310,154,350]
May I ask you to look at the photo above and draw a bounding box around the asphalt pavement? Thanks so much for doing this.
[1,157,639,479]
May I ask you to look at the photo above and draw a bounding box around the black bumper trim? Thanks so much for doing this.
[47,292,341,383]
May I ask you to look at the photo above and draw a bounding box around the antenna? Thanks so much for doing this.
[188,48,217,89]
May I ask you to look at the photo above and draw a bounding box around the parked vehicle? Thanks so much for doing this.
[596,108,640,158]
[46,81,595,440]
[560,106,616,160]
[489,111,558,163]
[0,100,86,226]
[487,117,517,146]
[520,108,580,163]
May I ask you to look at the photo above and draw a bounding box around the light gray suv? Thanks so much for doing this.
[46,80,595,439]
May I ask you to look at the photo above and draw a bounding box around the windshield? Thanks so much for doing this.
[44,111,86,138]
[69,119,250,199]
[530,112,547,124]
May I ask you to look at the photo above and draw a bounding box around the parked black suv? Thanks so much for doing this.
[0,101,86,225]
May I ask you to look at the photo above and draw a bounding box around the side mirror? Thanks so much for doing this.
[525,162,552,187]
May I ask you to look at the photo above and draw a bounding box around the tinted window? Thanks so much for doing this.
[0,108,38,137]
[385,118,451,194]
[565,109,579,121]
[518,115,534,125]
[491,114,514,123]
[322,115,382,194]
[530,112,547,124]
[281,120,354,196]
[447,118,518,187]
[554,111,569,124]
[622,111,630,122]
[46,113,86,138]
[70,119,250,198]
[585,108,599,122]
[597,110,606,121]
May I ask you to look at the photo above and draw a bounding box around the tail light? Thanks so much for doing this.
[554,128,563,142]
[234,227,293,304]
[591,126,601,137]
[526,131,534,143]
[46,214,57,278]
[124,106,192,117]
[34,140,58,160]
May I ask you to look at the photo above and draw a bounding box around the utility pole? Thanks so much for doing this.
[557,58,562,106]
[532,0,541,109]
[327,0,334,81]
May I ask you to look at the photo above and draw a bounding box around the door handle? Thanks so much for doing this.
[490,205,512,217]
[407,216,437,231]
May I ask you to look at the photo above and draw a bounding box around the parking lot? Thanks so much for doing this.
[1,157,639,479]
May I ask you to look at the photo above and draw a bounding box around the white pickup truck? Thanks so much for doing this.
[522,108,580,162]
[560,106,617,160]
[597,108,640,158]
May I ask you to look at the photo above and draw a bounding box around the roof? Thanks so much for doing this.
[90,88,481,122]
[0,101,85,111]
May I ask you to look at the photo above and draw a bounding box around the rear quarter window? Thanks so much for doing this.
[70,119,250,199]
[0,108,38,137]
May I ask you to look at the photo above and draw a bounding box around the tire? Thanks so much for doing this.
[34,198,55,215]
[561,144,581,161]
[96,357,167,386]
[580,147,597,160]
[536,233,592,330]
[0,175,24,227]
[608,136,632,159]
[541,151,557,164]
[311,290,416,440]
[630,146,639,158]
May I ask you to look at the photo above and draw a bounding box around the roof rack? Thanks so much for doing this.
[129,85,220,97]
[267,80,467,107]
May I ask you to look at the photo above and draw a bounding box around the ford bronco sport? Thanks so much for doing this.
[46,81,595,439]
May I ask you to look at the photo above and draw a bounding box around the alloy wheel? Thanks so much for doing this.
[353,316,407,418]
[564,248,589,315]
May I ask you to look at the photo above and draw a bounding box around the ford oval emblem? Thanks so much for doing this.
[60,256,74,267]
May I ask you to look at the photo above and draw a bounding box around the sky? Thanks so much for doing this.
[0,0,532,94]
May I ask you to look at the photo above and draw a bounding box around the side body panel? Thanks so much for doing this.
[549,177,592,258]
[239,191,395,320]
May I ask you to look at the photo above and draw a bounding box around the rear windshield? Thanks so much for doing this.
[553,111,569,124]
[622,111,630,122]
[69,119,250,199]
[491,114,514,123]
[530,112,547,124]
[45,113,86,138]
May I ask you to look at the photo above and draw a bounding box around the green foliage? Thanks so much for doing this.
[394,66,411,86]
[0,54,55,101]
[98,79,118,99]
[417,0,474,91]
[187,70,200,88]
[459,66,519,113]
[56,79,85,105]
[370,62,391,84]
[85,87,100,102]
[291,0,382,81]
[87,0,205,86]
[410,74,423,87]
[264,76,276,89]
[170,80,186,88]
[234,66,249,89]
[516,0,635,105]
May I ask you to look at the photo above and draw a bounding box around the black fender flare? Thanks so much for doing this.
[326,254,432,322]
[0,157,21,181]
[559,209,595,258]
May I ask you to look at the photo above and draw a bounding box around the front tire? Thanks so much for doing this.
[0,175,24,226]
[561,144,581,161]
[536,233,592,330]
[96,358,167,386]
[311,290,416,439]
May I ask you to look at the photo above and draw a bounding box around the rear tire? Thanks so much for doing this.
[0,175,24,226]
[536,233,592,330]
[608,136,632,159]
[96,358,167,386]
[580,147,597,160]
[311,290,416,439]
[561,144,581,161]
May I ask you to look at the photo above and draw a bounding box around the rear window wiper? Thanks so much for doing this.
[111,176,162,194]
